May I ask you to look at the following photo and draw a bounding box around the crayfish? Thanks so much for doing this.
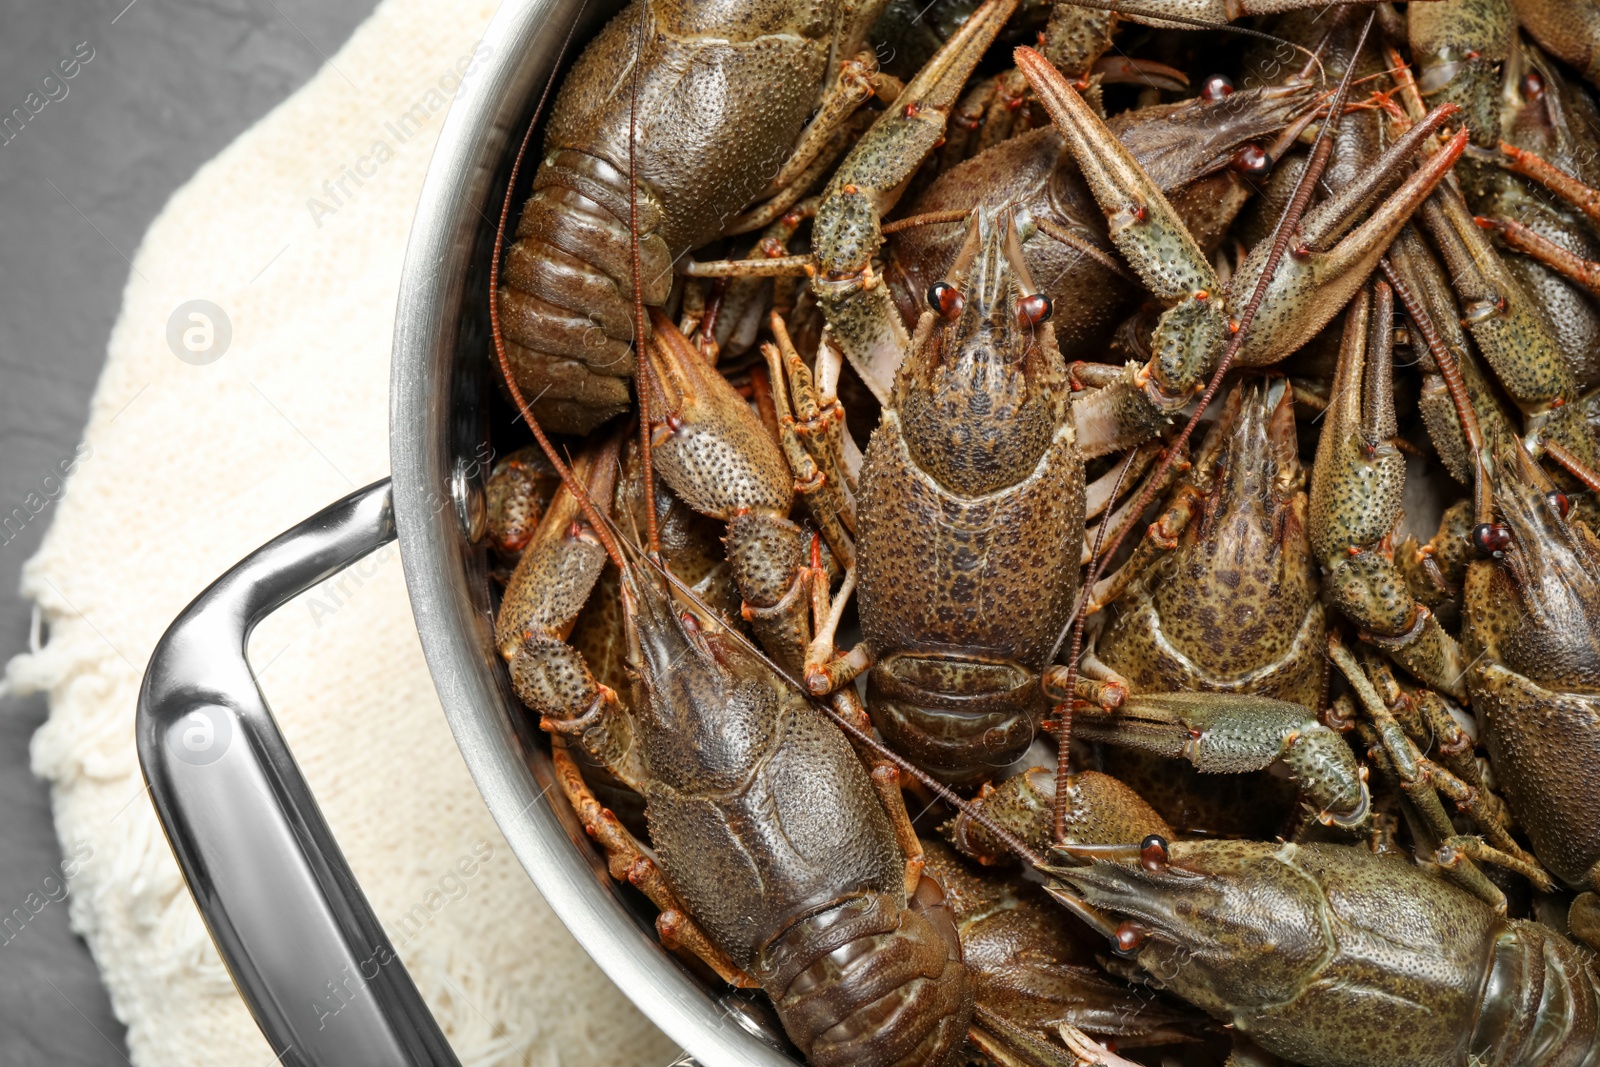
[476,0,1600,1064]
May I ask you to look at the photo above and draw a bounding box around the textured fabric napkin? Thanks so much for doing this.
[3,1,675,1063]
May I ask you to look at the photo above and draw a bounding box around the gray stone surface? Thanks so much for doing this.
[0,1,378,1061]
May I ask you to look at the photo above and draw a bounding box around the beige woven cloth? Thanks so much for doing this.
[3,1,675,1064]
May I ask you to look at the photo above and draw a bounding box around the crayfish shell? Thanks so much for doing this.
[760,883,973,1067]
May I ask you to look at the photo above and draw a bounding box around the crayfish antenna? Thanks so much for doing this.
[627,0,661,557]
[1039,881,1119,940]
[1045,443,1139,845]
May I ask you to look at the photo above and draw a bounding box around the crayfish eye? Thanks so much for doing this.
[1546,491,1571,519]
[1139,834,1169,872]
[1113,920,1149,957]
[928,282,965,321]
[1017,292,1052,327]
[1230,143,1270,176]
[1201,74,1234,101]
[1471,522,1512,557]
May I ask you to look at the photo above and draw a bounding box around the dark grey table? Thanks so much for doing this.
[0,1,379,1062]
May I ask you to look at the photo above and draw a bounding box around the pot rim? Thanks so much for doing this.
[388,2,797,1064]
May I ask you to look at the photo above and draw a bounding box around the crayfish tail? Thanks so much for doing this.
[760,886,973,1067]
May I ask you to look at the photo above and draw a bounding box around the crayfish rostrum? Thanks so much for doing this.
[476,0,1600,1064]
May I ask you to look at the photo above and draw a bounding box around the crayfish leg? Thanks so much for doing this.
[550,741,758,988]
[868,764,927,898]
[811,0,1020,400]
[1498,140,1600,232]
[496,437,644,786]
[1478,214,1600,300]
[944,766,1172,865]
[1421,183,1600,484]
[1072,691,1370,831]
[1310,282,1468,699]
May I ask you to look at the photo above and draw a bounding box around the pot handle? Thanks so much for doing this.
[136,478,461,1067]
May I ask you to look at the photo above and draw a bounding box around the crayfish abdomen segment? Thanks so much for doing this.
[1471,918,1600,1065]
[869,654,1042,785]
[500,154,668,434]
[759,885,973,1067]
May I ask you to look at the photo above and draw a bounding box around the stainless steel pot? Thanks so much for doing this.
[135,2,800,1064]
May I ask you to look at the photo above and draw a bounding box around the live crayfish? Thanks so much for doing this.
[478,0,1600,1065]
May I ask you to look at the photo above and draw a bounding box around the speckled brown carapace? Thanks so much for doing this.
[857,208,1083,783]
[1100,378,1323,705]
[1048,839,1600,1067]
[1092,378,1329,834]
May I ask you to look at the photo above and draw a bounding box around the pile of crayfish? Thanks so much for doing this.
[478,0,1600,1063]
